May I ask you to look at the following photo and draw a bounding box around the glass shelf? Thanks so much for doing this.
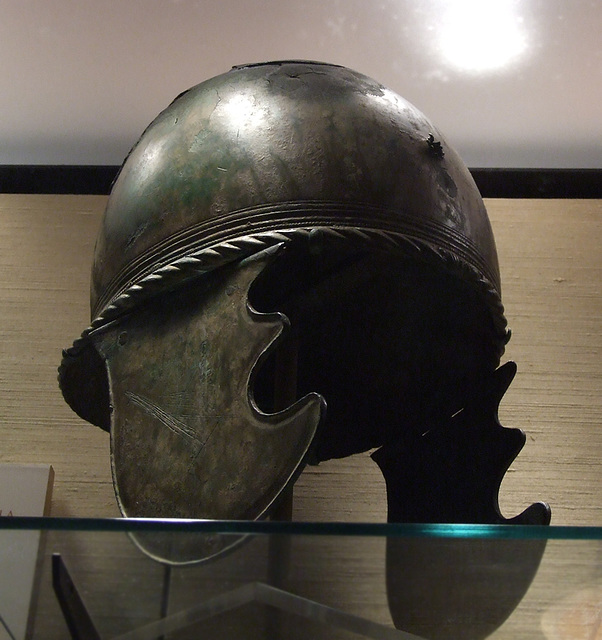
[1,518,601,639]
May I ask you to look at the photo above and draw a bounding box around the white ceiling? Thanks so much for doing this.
[1,0,600,167]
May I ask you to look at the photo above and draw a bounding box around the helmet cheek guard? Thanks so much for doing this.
[59,62,550,567]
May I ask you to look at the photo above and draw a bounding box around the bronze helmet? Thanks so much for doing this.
[59,62,548,555]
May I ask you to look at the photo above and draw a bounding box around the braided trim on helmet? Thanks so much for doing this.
[93,201,501,318]
[59,225,509,428]
[62,225,508,365]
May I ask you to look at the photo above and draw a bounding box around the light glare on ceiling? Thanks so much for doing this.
[436,0,528,74]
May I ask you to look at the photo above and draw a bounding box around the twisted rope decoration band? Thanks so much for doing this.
[62,224,509,365]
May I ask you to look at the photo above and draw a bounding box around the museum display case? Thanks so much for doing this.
[0,5,599,639]
[1,517,601,639]
[1,192,600,638]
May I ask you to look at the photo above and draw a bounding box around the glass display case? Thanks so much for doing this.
[2,517,600,639]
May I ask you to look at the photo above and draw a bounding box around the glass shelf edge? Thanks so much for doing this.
[1,517,601,540]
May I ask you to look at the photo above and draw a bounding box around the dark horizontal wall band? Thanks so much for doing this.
[0,165,119,196]
[0,165,600,198]
[470,168,601,199]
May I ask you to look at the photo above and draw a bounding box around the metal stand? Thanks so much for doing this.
[51,554,421,640]
[52,553,102,640]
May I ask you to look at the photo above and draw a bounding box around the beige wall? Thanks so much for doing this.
[0,195,600,526]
